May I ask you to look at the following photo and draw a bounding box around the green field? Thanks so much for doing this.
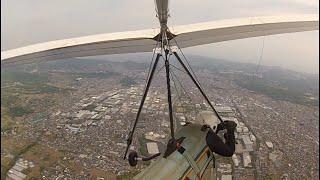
[120,76,137,87]
[73,72,118,79]
[1,70,73,118]
[234,78,319,107]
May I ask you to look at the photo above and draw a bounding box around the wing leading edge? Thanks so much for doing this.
[170,14,318,48]
[1,14,318,65]
[1,29,159,65]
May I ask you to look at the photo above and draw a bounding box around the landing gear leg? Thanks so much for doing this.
[162,49,181,158]
[123,53,161,159]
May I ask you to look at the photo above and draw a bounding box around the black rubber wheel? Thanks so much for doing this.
[128,151,138,167]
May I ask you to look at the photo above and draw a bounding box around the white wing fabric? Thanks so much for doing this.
[170,14,319,48]
[1,14,318,65]
[1,29,159,65]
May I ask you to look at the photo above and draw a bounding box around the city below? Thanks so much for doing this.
[1,56,319,180]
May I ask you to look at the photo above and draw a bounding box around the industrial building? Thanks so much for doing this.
[221,174,232,180]
[232,154,240,167]
[146,142,160,154]
[242,152,252,167]
[242,134,254,152]
[266,141,274,149]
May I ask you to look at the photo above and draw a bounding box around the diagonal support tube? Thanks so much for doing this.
[123,53,161,159]
[172,52,223,123]
[164,50,175,139]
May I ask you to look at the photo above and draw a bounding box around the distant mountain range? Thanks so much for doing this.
[2,53,318,106]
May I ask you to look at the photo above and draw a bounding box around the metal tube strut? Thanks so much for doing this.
[172,52,223,123]
[123,54,161,159]
[164,50,175,139]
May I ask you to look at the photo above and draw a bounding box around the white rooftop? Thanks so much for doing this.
[146,142,160,154]
[243,152,252,167]
[266,141,274,149]
[242,134,253,145]
[221,175,232,180]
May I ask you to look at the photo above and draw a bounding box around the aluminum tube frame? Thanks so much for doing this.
[123,53,161,159]
[164,50,175,139]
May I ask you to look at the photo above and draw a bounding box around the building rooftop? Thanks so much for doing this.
[242,134,253,145]
[266,141,274,149]
[146,142,159,154]
[243,152,252,167]
[232,154,239,167]
[221,174,232,180]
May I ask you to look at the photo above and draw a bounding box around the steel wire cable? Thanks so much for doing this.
[172,38,204,90]
[255,36,265,76]
[145,39,161,85]
[170,66,206,124]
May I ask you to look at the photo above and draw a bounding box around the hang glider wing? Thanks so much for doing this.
[1,14,318,65]
[1,29,159,65]
[170,14,319,48]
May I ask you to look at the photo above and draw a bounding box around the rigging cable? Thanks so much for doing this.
[127,37,161,131]
[171,37,223,124]
[170,63,188,75]
[172,38,204,90]
[155,64,166,76]
[169,70,181,131]
[254,17,266,78]
[170,66,206,124]
[128,63,165,130]
[169,63,185,109]
[170,68,194,122]
[255,36,266,77]
[145,35,162,85]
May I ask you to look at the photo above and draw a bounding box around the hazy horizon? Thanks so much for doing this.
[75,52,320,76]
[1,0,319,73]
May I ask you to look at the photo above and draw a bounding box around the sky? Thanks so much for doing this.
[1,0,319,74]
